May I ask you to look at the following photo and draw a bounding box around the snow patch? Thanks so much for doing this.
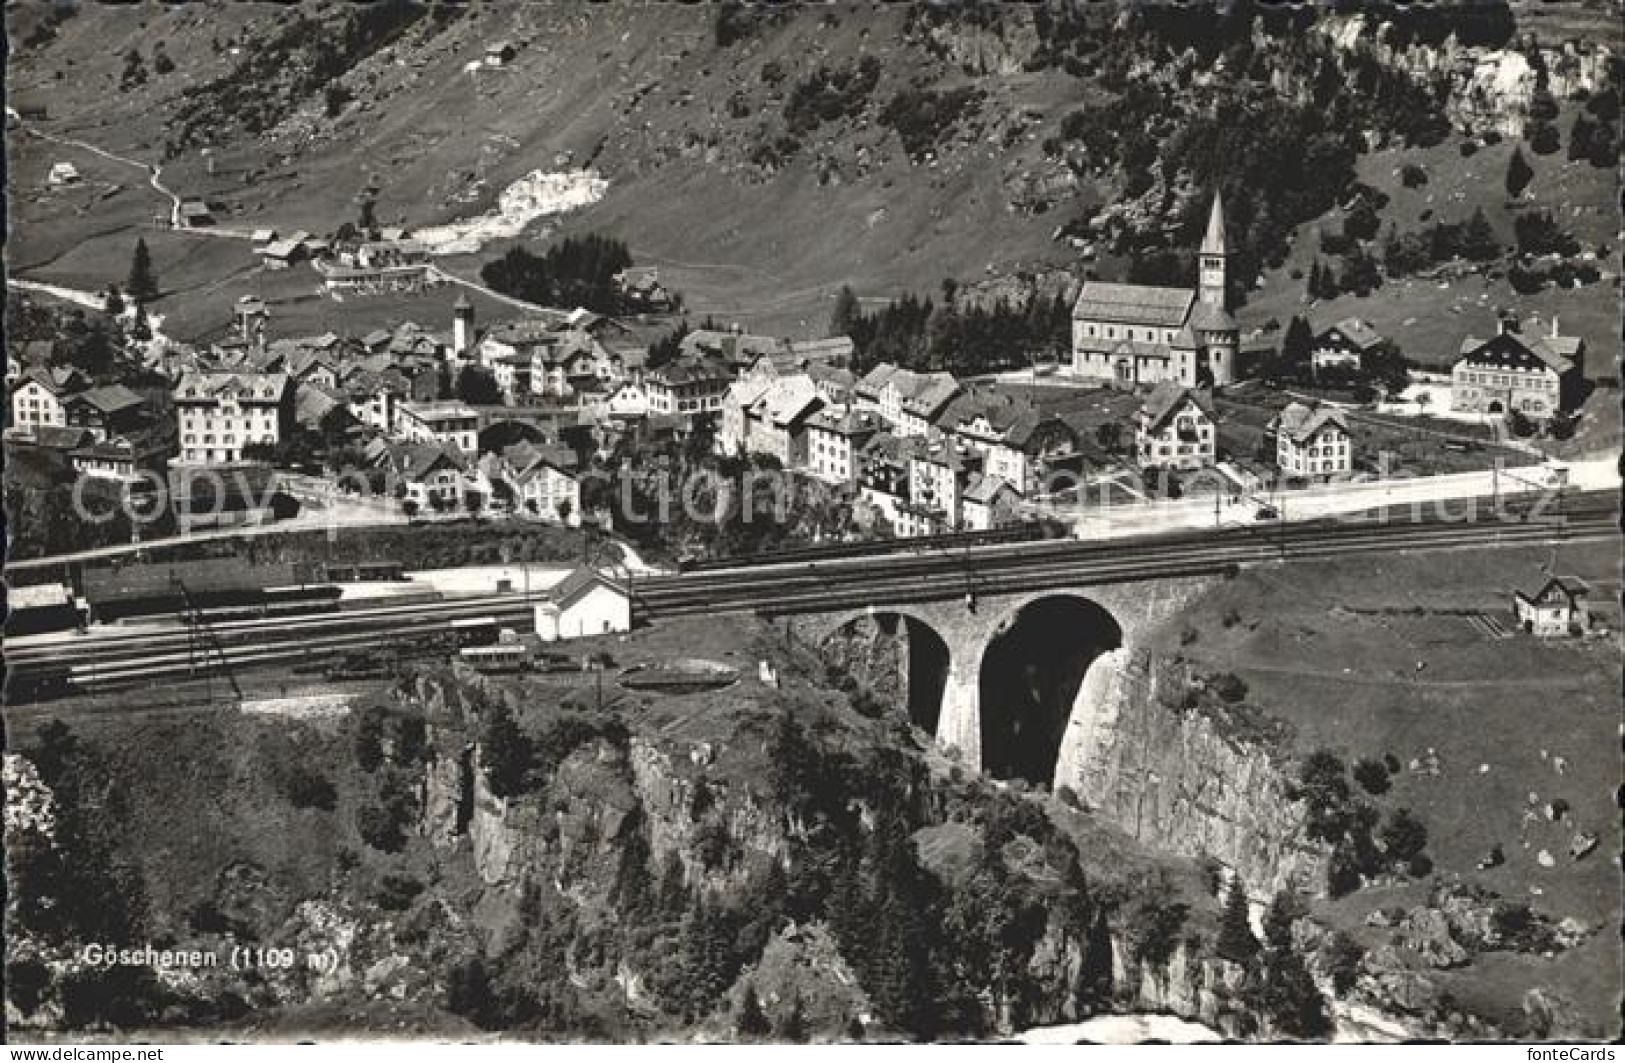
[1021,1014,1223,1045]
[416,169,609,256]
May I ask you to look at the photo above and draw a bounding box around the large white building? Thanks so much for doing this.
[1270,401,1352,478]
[1450,322,1583,422]
[173,371,294,465]
[1070,195,1238,389]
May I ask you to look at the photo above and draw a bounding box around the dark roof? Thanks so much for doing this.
[1138,383,1213,432]
[1271,401,1350,444]
[1457,331,1573,375]
[33,426,96,450]
[1321,317,1385,352]
[66,384,145,415]
[1518,577,1589,608]
[1200,193,1227,256]
[542,566,626,610]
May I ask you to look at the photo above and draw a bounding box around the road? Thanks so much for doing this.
[7,493,1614,701]
[19,121,180,225]
[1048,457,1613,540]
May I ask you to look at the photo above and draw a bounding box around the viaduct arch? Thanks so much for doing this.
[797,575,1220,785]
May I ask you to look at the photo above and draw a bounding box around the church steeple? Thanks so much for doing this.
[1198,192,1228,310]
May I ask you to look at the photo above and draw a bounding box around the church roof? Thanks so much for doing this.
[1201,194,1227,256]
[1071,282,1195,328]
[1188,300,1237,333]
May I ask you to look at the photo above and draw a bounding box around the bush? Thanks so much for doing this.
[1352,758,1391,796]
[374,873,424,911]
[1381,808,1429,871]
[283,765,337,811]
[1400,163,1428,187]
[1209,672,1248,703]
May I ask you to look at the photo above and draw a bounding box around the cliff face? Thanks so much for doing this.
[1057,648,1327,904]
[1313,14,1614,137]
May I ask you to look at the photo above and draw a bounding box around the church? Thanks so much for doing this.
[1069,195,1239,389]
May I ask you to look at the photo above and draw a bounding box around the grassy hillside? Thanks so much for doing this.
[6,1,1620,358]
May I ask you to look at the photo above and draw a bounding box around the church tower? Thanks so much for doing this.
[1198,193,1228,310]
[452,291,474,358]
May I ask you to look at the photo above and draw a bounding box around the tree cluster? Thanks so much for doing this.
[479,234,634,315]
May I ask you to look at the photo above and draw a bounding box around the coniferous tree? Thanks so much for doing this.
[1217,881,1260,963]
[127,238,159,304]
[479,700,532,798]
[736,984,771,1038]
[829,284,861,339]
[1460,207,1501,261]
[1504,147,1534,198]
[103,284,125,318]
[1249,893,1331,1040]
[776,989,808,1043]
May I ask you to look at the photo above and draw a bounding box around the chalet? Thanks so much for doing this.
[1134,384,1216,471]
[493,443,581,526]
[535,566,631,641]
[961,474,1022,531]
[1512,577,1592,638]
[1311,317,1388,375]
[63,384,147,442]
[1450,320,1584,421]
[484,40,518,67]
[47,161,80,186]
[177,200,215,228]
[372,440,468,513]
[10,366,85,438]
[257,233,310,270]
[70,434,172,485]
[613,266,671,310]
[1270,401,1352,479]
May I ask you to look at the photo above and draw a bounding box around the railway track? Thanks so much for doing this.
[4,496,1614,701]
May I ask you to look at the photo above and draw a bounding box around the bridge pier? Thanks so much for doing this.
[936,663,981,767]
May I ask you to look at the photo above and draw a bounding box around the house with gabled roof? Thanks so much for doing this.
[1269,400,1352,478]
[371,439,468,512]
[10,365,86,439]
[961,473,1022,531]
[1134,383,1216,471]
[1450,320,1584,421]
[1311,317,1389,375]
[1071,194,1239,389]
[939,388,1079,495]
[534,566,631,642]
[1512,577,1592,637]
[489,442,581,525]
[64,384,147,442]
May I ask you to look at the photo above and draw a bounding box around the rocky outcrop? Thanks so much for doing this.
[1057,650,1326,904]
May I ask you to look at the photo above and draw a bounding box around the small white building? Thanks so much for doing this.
[1512,577,1592,638]
[535,567,631,642]
[47,161,81,186]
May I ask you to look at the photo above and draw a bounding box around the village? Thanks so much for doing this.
[6,190,1599,555]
